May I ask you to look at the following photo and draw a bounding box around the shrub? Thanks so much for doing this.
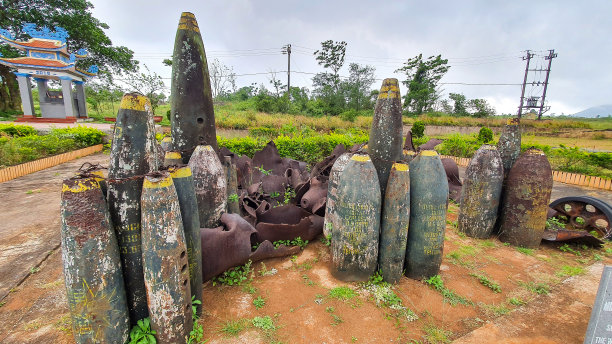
[411,121,425,138]
[50,126,105,147]
[477,127,493,143]
[0,123,37,137]
[437,133,479,158]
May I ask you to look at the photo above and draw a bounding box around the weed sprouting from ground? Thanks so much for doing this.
[213,260,253,286]
[423,324,453,344]
[559,244,582,256]
[220,319,248,336]
[470,273,502,293]
[252,316,275,331]
[425,275,472,306]
[557,265,584,277]
[519,281,550,295]
[516,247,534,256]
[508,297,525,306]
[253,296,266,309]
[329,286,357,301]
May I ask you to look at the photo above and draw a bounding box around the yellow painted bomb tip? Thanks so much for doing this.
[421,150,438,157]
[196,145,213,151]
[393,162,409,171]
[169,166,192,178]
[161,137,172,143]
[143,175,174,189]
[403,150,415,155]
[62,178,99,193]
[526,148,545,155]
[351,155,370,162]
[178,12,199,32]
[507,118,520,125]
[181,12,195,18]
[120,93,151,111]
[165,151,182,159]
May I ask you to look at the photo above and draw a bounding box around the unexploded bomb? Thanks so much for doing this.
[368,78,403,196]
[188,145,227,227]
[171,12,218,163]
[458,145,504,238]
[405,150,448,280]
[323,153,351,237]
[61,177,130,343]
[141,172,193,343]
[107,93,157,324]
[378,162,411,284]
[498,148,553,248]
[332,154,381,282]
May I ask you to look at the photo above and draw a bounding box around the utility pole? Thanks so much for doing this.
[537,49,557,120]
[282,44,291,96]
[517,50,534,118]
[516,49,557,119]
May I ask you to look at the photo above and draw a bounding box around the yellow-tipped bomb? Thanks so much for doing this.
[171,12,218,163]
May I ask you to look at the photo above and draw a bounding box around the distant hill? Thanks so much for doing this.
[572,105,612,118]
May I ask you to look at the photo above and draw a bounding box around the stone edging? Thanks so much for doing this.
[0,144,103,183]
[440,155,612,191]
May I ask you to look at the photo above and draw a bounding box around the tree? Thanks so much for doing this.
[468,98,495,117]
[343,63,376,111]
[313,40,347,93]
[448,93,468,116]
[209,58,236,99]
[395,54,449,115]
[0,0,137,112]
[123,65,166,113]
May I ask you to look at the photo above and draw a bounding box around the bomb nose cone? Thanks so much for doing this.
[378,78,400,99]
[178,12,199,31]
[120,93,151,111]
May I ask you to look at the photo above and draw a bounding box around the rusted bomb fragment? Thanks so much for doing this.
[417,139,443,151]
[171,12,218,163]
[379,162,410,284]
[60,177,130,343]
[169,166,203,316]
[441,158,463,202]
[405,150,448,280]
[497,118,521,177]
[403,131,416,151]
[223,156,241,214]
[301,176,327,214]
[458,145,503,238]
[75,163,107,198]
[141,172,193,343]
[164,151,183,167]
[498,148,553,248]
[189,145,227,227]
[323,153,352,237]
[332,154,381,282]
[107,93,157,323]
[368,78,403,196]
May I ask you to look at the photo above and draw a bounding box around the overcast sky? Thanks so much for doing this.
[89,0,612,115]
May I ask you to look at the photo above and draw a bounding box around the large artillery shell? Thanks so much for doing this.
[60,177,129,343]
[188,145,227,227]
[497,118,521,177]
[368,79,403,196]
[169,166,203,316]
[223,156,240,214]
[161,136,172,152]
[498,149,553,248]
[323,153,351,237]
[332,154,381,282]
[164,151,183,167]
[402,149,416,163]
[458,145,504,238]
[379,162,410,284]
[405,151,448,280]
[171,12,218,163]
[107,93,157,323]
[141,173,193,343]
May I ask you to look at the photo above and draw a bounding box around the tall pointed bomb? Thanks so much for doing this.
[107,93,158,324]
[171,12,218,163]
[368,78,403,196]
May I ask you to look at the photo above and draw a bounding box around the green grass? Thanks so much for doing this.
[470,273,502,293]
[220,319,248,336]
[557,265,585,277]
[329,286,357,301]
[423,324,453,344]
[519,281,551,295]
[425,275,472,306]
[253,296,266,309]
[516,247,535,256]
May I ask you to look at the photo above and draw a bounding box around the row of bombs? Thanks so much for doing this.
[325,79,552,284]
[60,94,234,343]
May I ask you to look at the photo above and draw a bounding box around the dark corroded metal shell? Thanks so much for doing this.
[323,153,351,237]
[498,149,553,248]
[188,145,227,227]
[169,166,203,316]
[107,93,157,324]
[332,154,381,282]
[60,177,129,343]
[160,136,172,152]
[223,156,241,214]
[402,149,416,163]
[171,12,218,163]
[164,151,183,168]
[379,162,410,284]
[141,173,193,343]
[405,150,448,280]
[497,118,521,178]
[458,145,504,238]
[368,78,403,196]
